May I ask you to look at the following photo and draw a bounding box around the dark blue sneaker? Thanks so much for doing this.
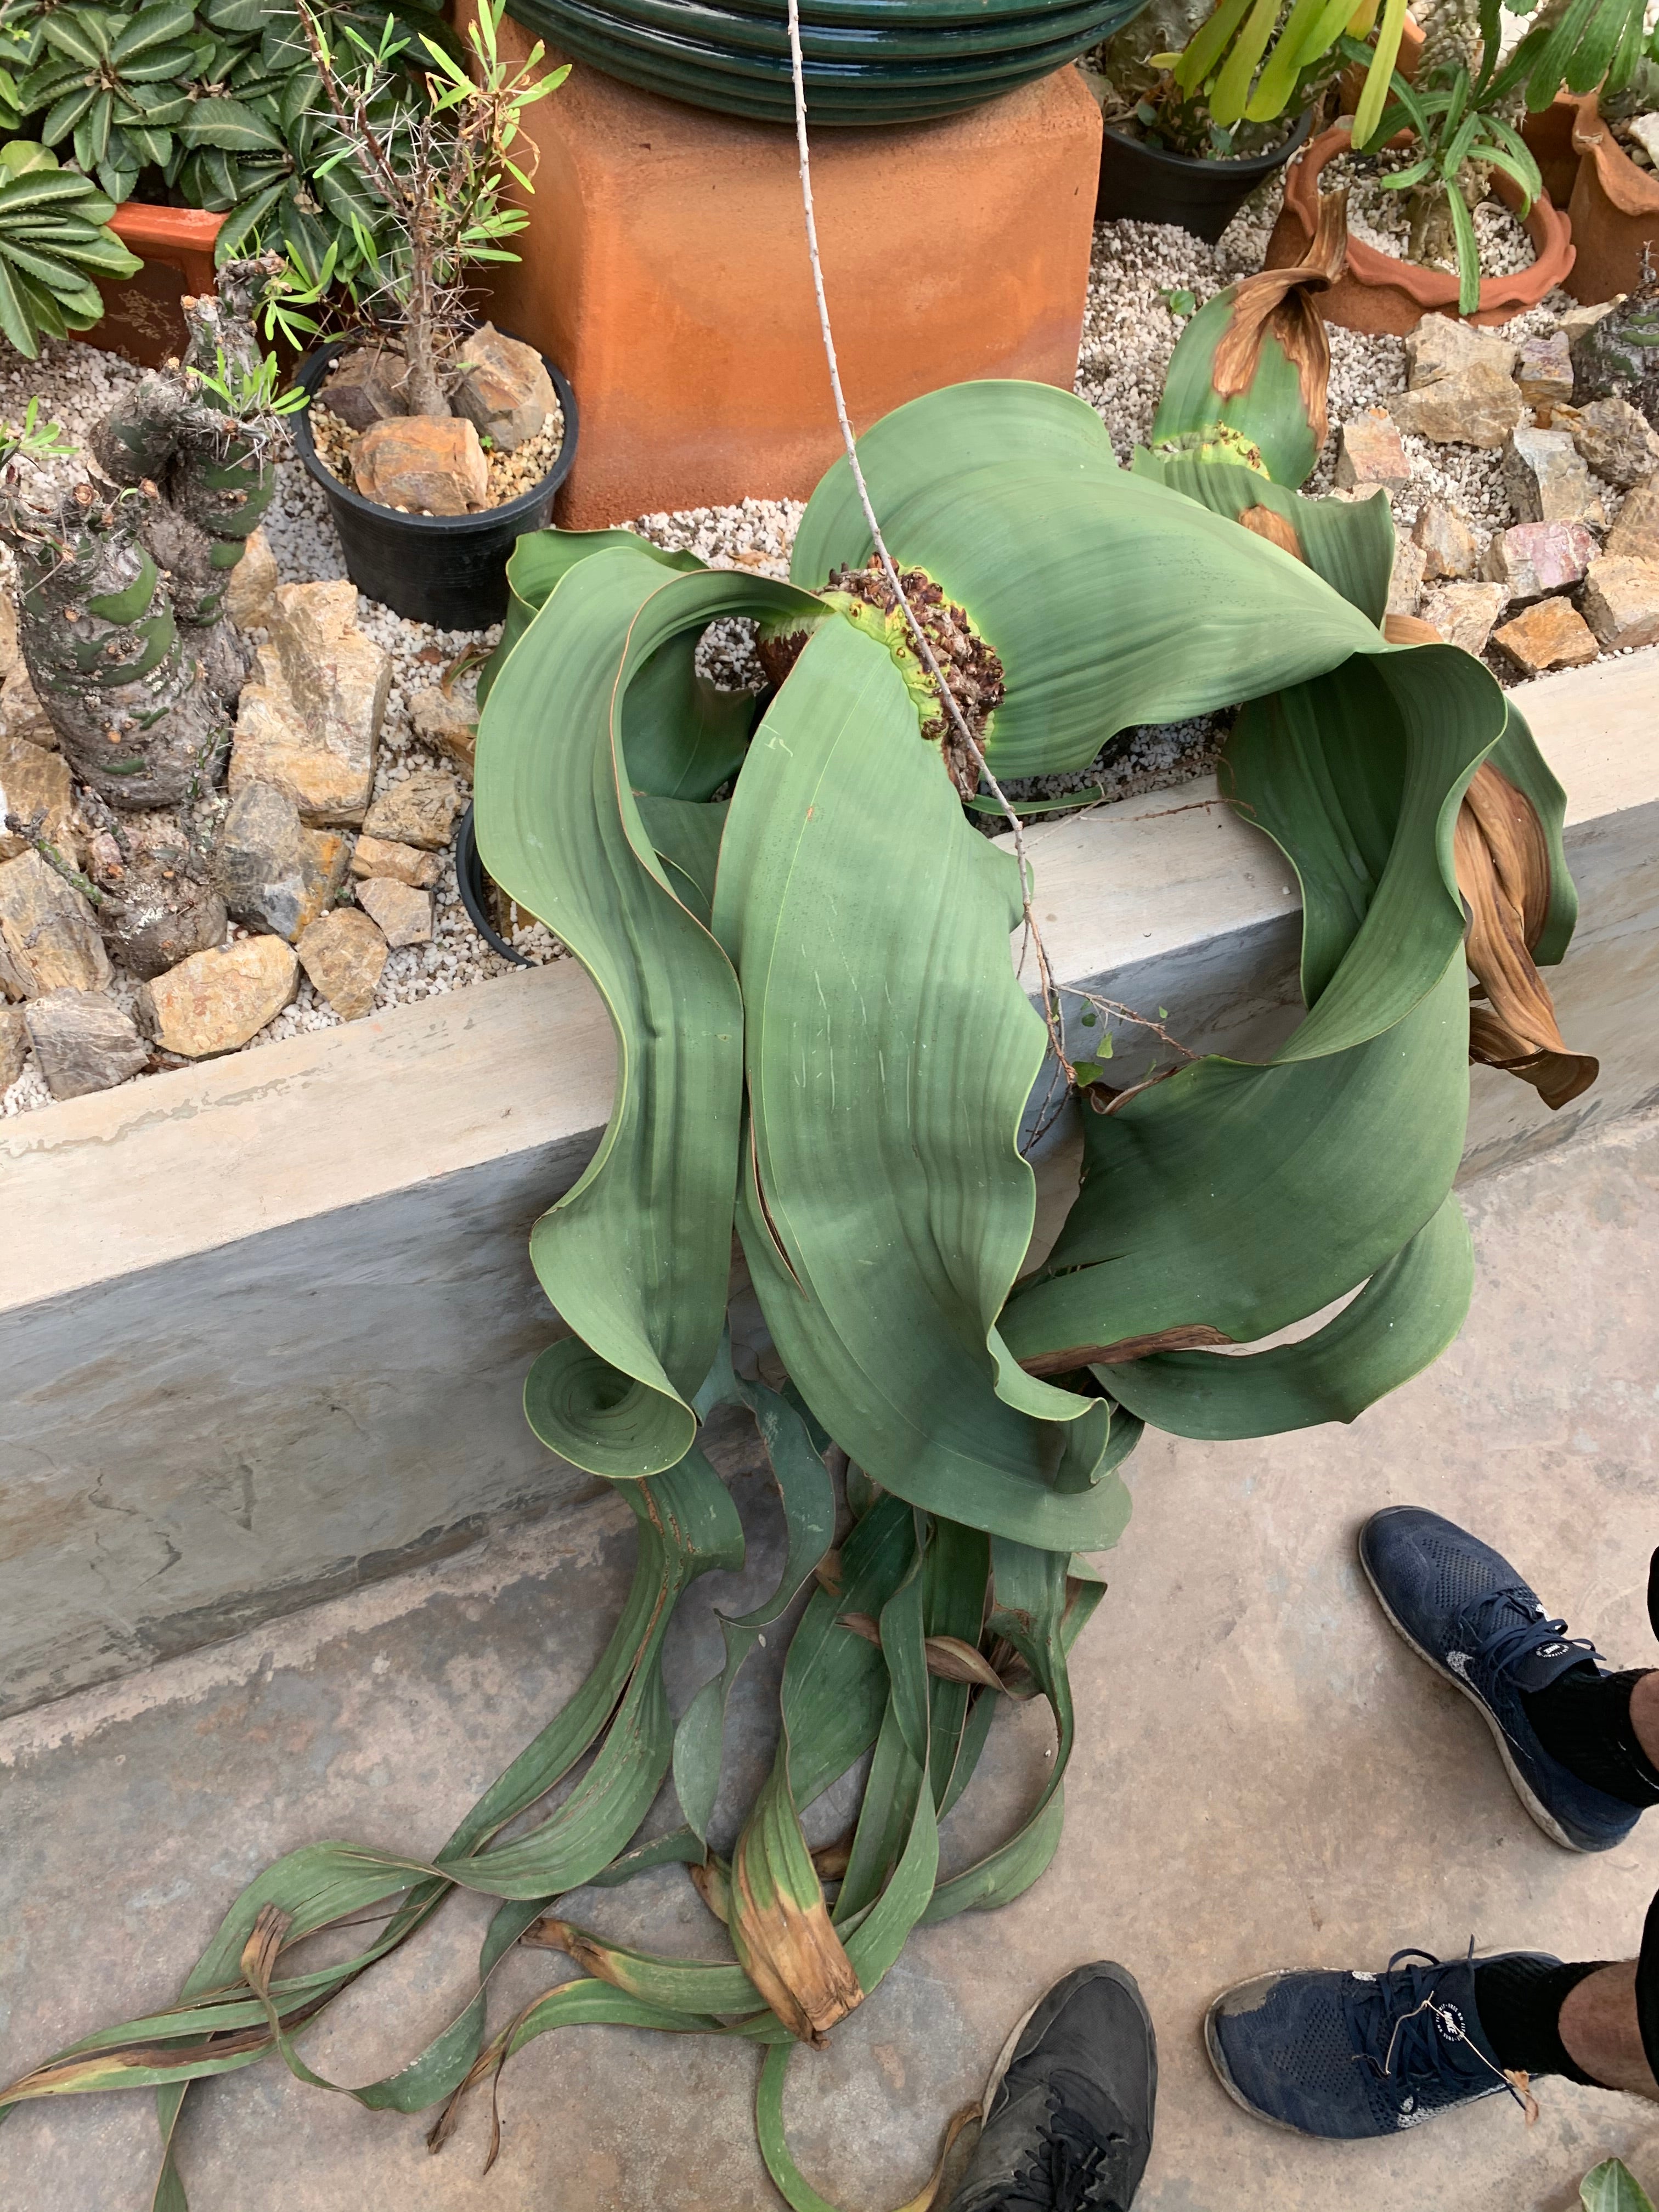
[1358,1505,1641,1854]
[1206,1946,1548,2137]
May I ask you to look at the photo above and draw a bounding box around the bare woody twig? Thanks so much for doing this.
[782,0,1071,1090]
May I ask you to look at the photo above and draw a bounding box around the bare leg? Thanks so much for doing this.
[1628,1671,1659,1769]
[1559,1963,1659,2100]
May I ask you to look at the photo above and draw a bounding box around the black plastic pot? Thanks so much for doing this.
[290,339,577,631]
[455,803,530,966]
[1094,105,1312,242]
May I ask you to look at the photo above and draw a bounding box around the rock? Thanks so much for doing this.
[1502,425,1602,526]
[1629,114,1659,164]
[1580,556,1659,651]
[0,590,15,678]
[1559,298,1618,347]
[1491,595,1600,674]
[349,832,439,889]
[0,849,109,998]
[1412,498,1480,580]
[1515,331,1575,410]
[318,347,409,432]
[230,580,391,825]
[0,732,77,862]
[225,525,279,629]
[0,1000,26,1090]
[1411,316,1520,381]
[452,325,555,455]
[138,935,298,1057]
[1389,317,1522,448]
[1386,538,1427,617]
[1605,475,1659,563]
[296,905,387,1019]
[212,781,348,941]
[1483,520,1598,600]
[362,769,463,851]
[409,685,478,775]
[1421,580,1509,657]
[23,987,148,1099]
[0,661,57,749]
[1553,397,1659,489]
[352,415,489,516]
[355,876,432,947]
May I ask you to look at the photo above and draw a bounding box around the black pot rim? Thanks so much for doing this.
[455,801,532,967]
[289,334,578,537]
[1101,101,1313,180]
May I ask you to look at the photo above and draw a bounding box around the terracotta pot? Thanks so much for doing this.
[1521,91,1584,215]
[1263,120,1575,333]
[1567,89,1659,306]
[70,202,224,369]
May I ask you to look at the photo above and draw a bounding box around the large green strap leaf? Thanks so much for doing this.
[710,616,1129,1550]
[483,551,830,1477]
[478,546,748,1477]
[1104,1191,1475,1438]
[789,381,1390,780]
[1002,636,1505,1375]
[478,527,701,706]
[1135,449,1396,623]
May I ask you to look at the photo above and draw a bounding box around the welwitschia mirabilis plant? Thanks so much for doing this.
[0,205,1595,2209]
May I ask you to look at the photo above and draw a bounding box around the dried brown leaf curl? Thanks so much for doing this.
[836,1615,1009,1690]
[1455,763,1598,1110]
[1018,1321,1231,1379]
[1212,190,1350,453]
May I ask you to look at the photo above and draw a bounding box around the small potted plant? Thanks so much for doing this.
[1265,0,1576,330]
[1082,0,1409,239]
[272,0,575,629]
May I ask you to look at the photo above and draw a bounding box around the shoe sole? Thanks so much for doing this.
[1357,1529,1588,1855]
[979,1960,1154,2124]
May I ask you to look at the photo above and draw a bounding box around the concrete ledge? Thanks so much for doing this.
[4,650,1656,1716]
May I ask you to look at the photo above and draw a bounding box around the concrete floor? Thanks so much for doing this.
[7,1111,1659,2212]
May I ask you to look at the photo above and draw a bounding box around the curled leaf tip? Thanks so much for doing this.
[1212,189,1349,450]
[1456,764,1598,1111]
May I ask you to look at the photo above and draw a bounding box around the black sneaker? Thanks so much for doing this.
[945,1962,1156,2212]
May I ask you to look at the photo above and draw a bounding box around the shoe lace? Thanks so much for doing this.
[1007,2085,1130,2212]
[1457,1582,1603,1680]
[1341,1948,1530,2118]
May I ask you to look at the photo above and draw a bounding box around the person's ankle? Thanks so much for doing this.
[1629,1672,1659,1771]
[1559,1963,1659,2100]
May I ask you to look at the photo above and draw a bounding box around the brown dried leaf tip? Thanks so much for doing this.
[1213,190,1349,454]
[239,1904,293,2001]
[729,1760,862,2046]
[1454,763,1598,1110]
